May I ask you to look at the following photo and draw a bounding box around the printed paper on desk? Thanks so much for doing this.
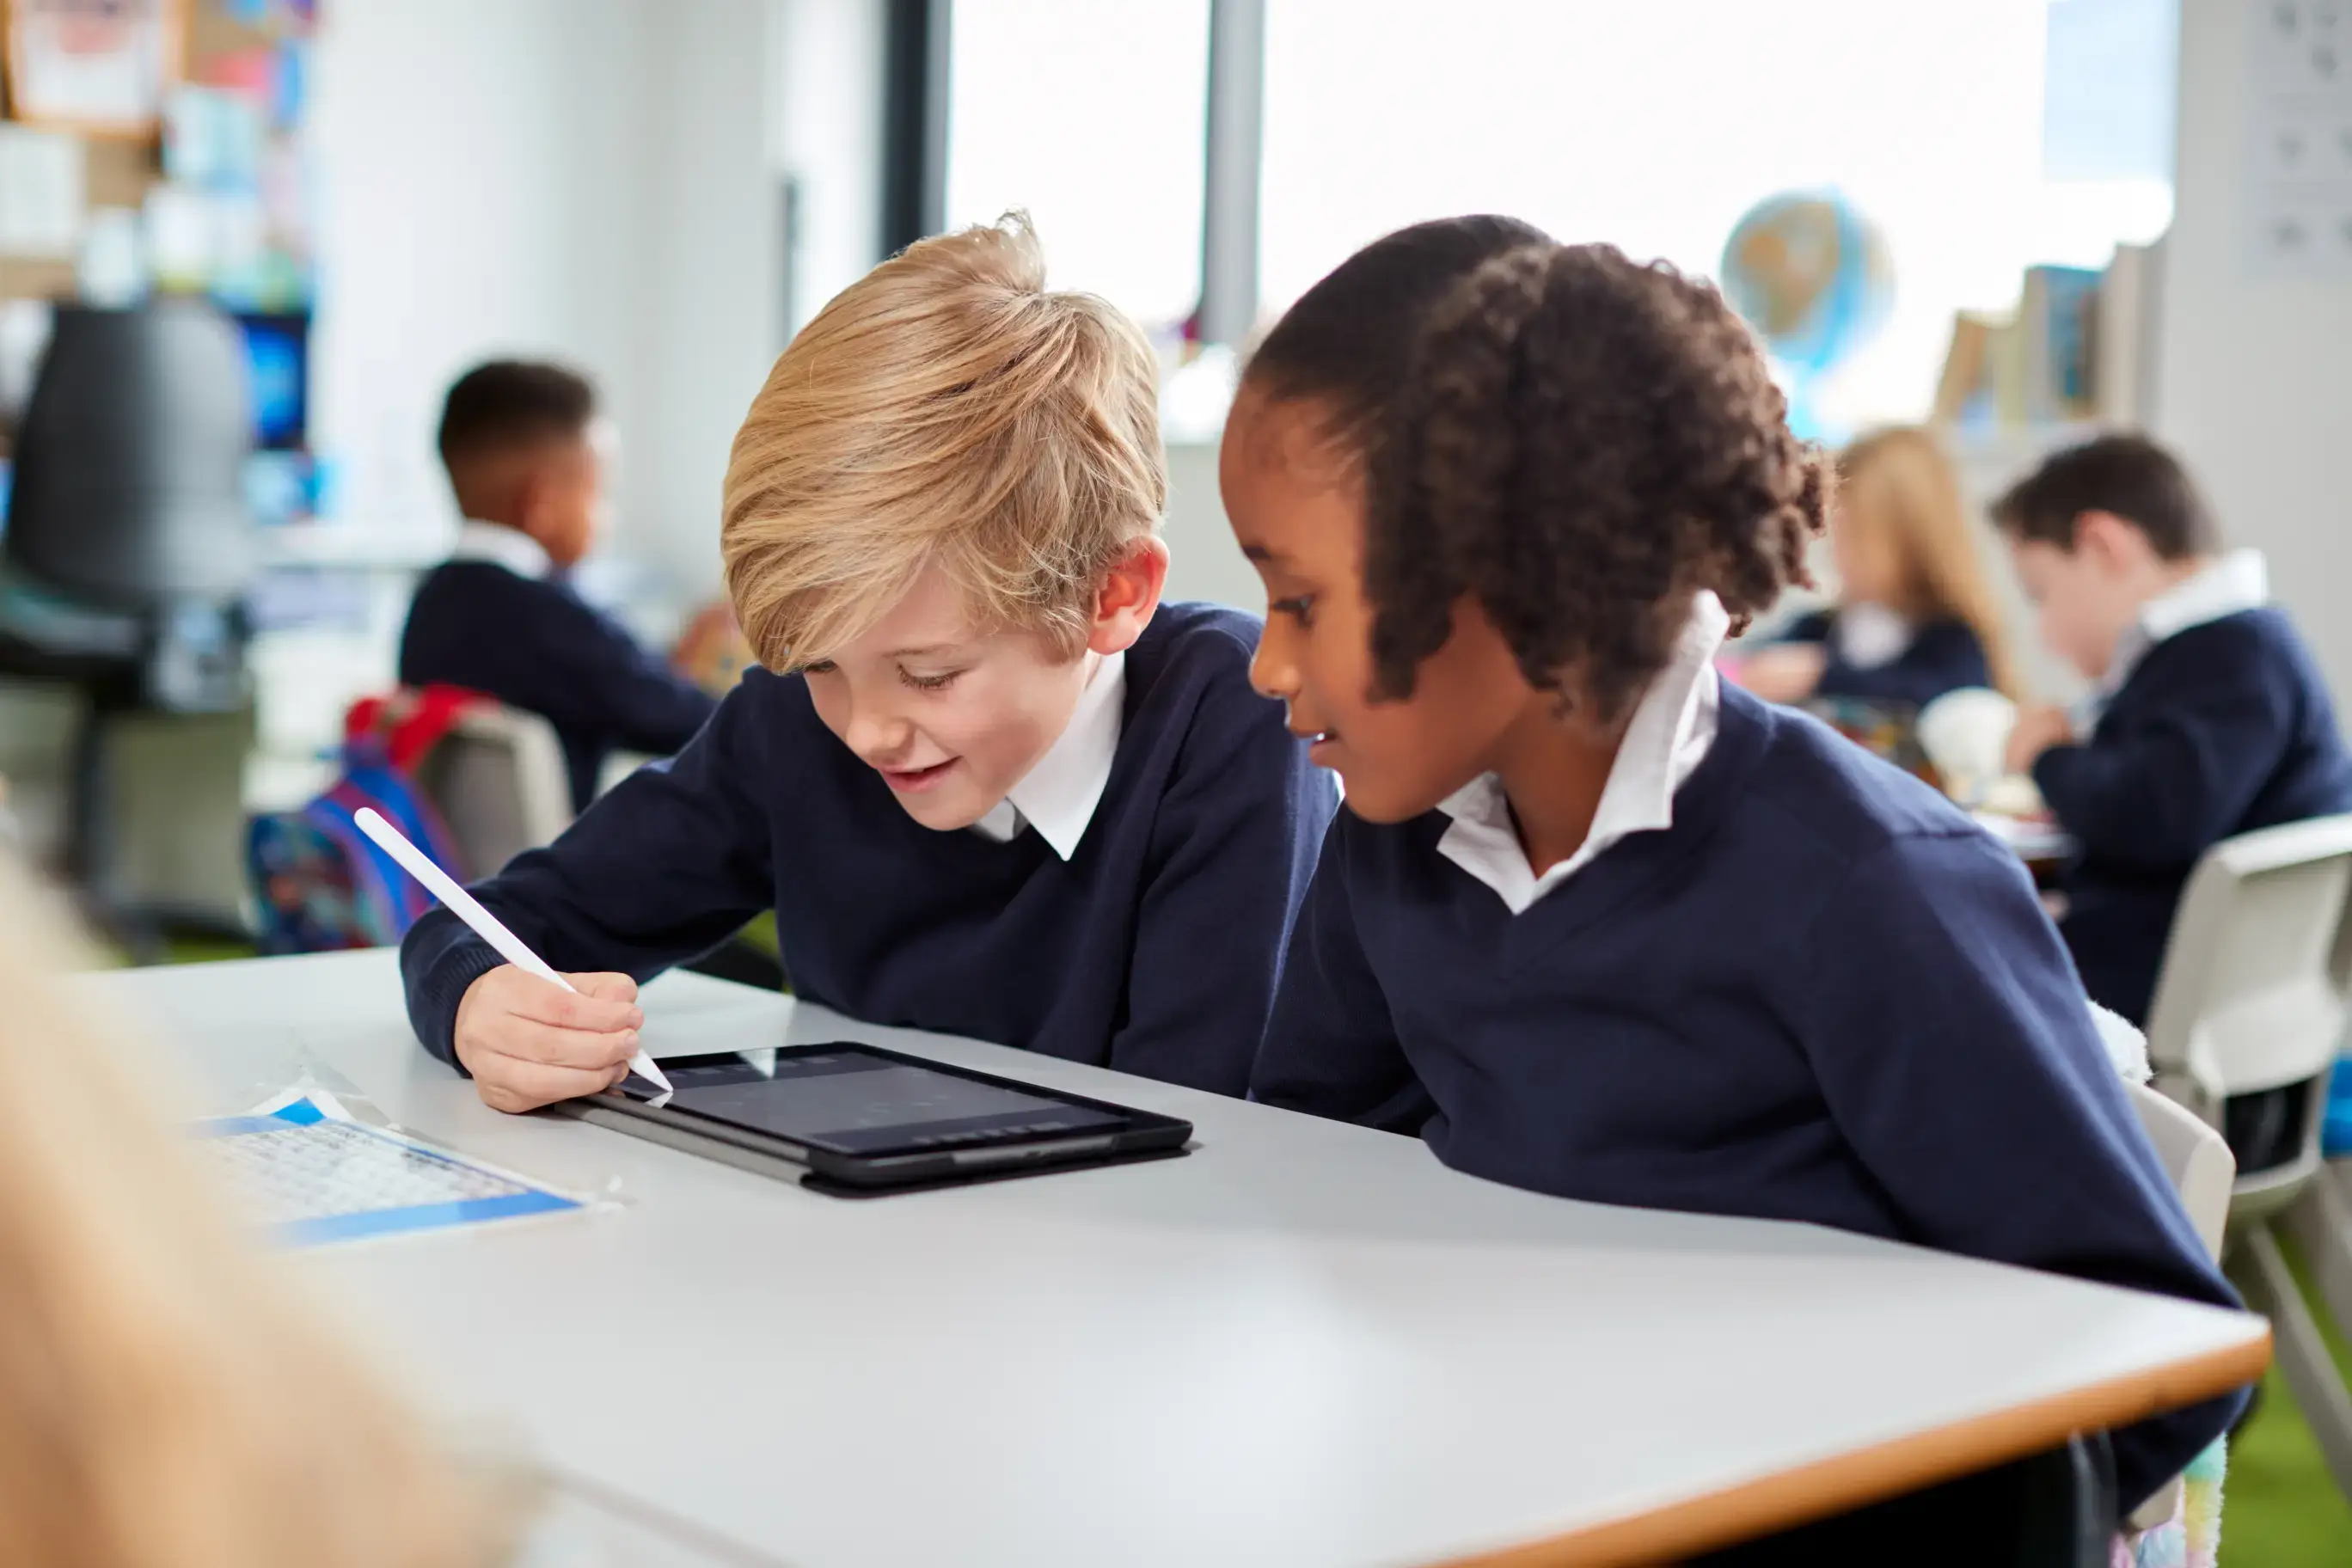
[189,1094,585,1248]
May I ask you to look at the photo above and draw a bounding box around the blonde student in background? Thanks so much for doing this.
[0,847,518,1568]
[1731,426,2018,710]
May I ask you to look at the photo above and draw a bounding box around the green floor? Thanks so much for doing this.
[90,935,258,968]
[142,911,781,969]
[2221,1236,2352,1565]
[162,937,260,965]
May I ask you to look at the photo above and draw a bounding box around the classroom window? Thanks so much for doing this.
[1257,0,2172,429]
[945,0,1210,335]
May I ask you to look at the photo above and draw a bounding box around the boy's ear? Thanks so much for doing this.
[1087,537,1170,657]
[513,461,554,538]
[2073,509,2145,571]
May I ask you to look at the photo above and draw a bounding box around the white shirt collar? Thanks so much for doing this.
[1434,591,1730,916]
[969,650,1125,860]
[1830,601,1914,670]
[2094,548,2269,710]
[450,519,554,579]
[2141,548,2269,644]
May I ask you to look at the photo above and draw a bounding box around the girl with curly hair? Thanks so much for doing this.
[1219,217,2245,1559]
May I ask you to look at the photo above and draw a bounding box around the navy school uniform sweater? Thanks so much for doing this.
[400,557,720,812]
[1253,683,2245,1515]
[402,602,1339,1096]
[2039,607,2352,1026]
[1782,609,1993,710]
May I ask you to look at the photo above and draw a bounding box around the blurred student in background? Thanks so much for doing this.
[0,848,517,1568]
[1733,426,2016,709]
[401,361,720,813]
[2000,436,2352,1032]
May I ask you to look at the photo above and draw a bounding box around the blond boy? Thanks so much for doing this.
[401,217,1337,1110]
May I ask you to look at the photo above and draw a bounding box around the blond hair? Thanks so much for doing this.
[1838,426,2021,699]
[0,852,519,1568]
[723,212,1166,668]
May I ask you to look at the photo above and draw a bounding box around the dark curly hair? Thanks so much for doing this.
[1246,219,1828,721]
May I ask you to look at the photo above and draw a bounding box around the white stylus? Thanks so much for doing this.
[352,806,673,1093]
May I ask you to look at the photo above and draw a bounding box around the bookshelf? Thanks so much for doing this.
[1931,241,2162,440]
[1920,233,2164,707]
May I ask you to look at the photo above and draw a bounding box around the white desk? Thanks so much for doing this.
[94,952,2267,1568]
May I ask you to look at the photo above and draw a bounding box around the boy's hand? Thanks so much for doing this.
[1729,644,1827,705]
[2005,704,2075,775]
[453,965,644,1113]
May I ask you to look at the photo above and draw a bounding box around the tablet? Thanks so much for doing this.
[556,1043,1193,1193]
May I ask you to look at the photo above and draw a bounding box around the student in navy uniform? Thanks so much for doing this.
[1999,436,2352,1030]
[1732,426,2014,711]
[1219,217,2245,1535]
[401,360,720,812]
[402,217,1335,1111]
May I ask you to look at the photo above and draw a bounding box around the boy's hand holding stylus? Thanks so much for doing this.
[454,966,644,1113]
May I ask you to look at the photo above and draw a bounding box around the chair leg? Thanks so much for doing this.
[2287,1169,2352,1346]
[2239,1222,2352,1502]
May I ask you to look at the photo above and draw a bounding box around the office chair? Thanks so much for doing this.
[408,702,574,880]
[0,301,257,959]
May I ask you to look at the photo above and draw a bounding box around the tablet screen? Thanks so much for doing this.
[620,1047,1127,1155]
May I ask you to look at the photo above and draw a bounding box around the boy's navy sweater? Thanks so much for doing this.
[1254,683,2245,1516]
[402,602,1337,1097]
[400,558,720,812]
[2039,607,2352,1026]
[1783,609,1992,710]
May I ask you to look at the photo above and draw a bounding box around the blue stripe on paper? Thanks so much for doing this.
[276,1187,581,1247]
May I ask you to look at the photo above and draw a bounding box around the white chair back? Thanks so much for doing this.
[2145,815,2352,1112]
[2120,1078,2237,1532]
[410,706,573,880]
[2123,1079,2235,1264]
[596,748,658,801]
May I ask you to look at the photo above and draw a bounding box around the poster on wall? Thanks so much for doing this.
[2245,0,2352,278]
[3,0,187,137]
[0,123,84,256]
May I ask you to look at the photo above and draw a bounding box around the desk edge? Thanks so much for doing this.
[1436,1323,2272,1568]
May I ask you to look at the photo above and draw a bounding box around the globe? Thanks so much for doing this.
[1719,191,1894,378]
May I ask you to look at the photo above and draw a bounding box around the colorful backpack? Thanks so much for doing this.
[246,686,480,953]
